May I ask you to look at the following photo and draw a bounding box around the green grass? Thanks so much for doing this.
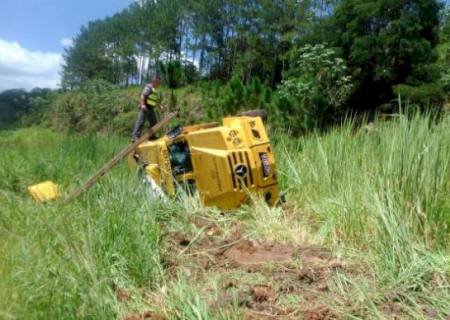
[275,114,450,317]
[0,128,167,319]
[1,115,450,319]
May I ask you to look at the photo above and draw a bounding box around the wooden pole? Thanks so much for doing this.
[65,111,178,202]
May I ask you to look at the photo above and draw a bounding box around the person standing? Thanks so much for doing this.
[131,78,163,142]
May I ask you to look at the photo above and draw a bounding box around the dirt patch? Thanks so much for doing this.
[224,240,295,266]
[298,245,342,267]
[159,221,350,319]
[123,311,165,320]
[379,302,404,320]
[251,285,276,302]
[191,216,223,237]
[302,305,338,320]
[116,287,131,302]
[171,231,191,247]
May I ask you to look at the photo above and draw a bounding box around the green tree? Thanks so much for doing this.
[231,0,314,84]
[438,4,450,93]
[160,61,184,109]
[279,43,353,127]
[322,0,443,110]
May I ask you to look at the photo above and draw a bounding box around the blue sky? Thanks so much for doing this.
[0,0,133,91]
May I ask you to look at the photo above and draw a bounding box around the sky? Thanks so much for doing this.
[0,0,134,92]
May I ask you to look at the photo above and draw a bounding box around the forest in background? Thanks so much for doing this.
[60,0,450,110]
[2,0,450,132]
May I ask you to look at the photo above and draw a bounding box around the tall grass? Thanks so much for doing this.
[1,114,450,319]
[275,114,450,316]
[277,114,450,249]
[0,128,167,319]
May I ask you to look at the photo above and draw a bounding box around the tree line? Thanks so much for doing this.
[58,0,450,125]
[0,88,52,129]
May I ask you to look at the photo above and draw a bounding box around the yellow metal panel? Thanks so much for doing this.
[185,129,230,150]
[145,164,161,184]
[157,144,176,196]
[190,147,232,196]
[223,116,269,146]
[28,181,60,202]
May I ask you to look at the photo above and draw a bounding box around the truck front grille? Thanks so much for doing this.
[227,151,254,191]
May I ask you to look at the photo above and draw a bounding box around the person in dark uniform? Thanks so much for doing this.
[131,78,163,142]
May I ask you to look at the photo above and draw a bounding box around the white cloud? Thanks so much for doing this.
[0,39,62,92]
[60,37,73,48]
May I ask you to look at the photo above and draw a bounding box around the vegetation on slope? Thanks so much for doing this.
[60,0,448,116]
[0,88,53,130]
[2,1,449,133]
[1,114,449,319]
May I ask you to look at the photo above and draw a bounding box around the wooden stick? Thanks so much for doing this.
[65,111,178,202]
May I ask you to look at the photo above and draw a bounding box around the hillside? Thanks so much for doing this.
[20,80,295,136]
[1,114,449,319]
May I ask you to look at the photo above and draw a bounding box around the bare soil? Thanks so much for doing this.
[119,215,444,319]
[123,311,165,320]
[223,240,295,266]
[160,220,349,319]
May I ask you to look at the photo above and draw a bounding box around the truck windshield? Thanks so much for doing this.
[168,141,193,176]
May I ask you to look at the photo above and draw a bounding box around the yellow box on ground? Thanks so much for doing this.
[27,181,60,202]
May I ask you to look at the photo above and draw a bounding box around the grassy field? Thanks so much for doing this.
[1,114,449,319]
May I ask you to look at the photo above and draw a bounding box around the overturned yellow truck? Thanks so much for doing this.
[128,115,281,210]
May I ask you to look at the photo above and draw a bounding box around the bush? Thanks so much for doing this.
[278,44,354,129]
[28,80,141,134]
[21,91,55,127]
[160,61,183,89]
[183,61,200,84]
[201,76,273,121]
[394,82,445,111]
[111,111,137,136]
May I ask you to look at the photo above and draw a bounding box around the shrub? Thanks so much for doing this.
[111,111,137,136]
[278,44,354,129]
[201,76,274,122]
[394,82,445,111]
